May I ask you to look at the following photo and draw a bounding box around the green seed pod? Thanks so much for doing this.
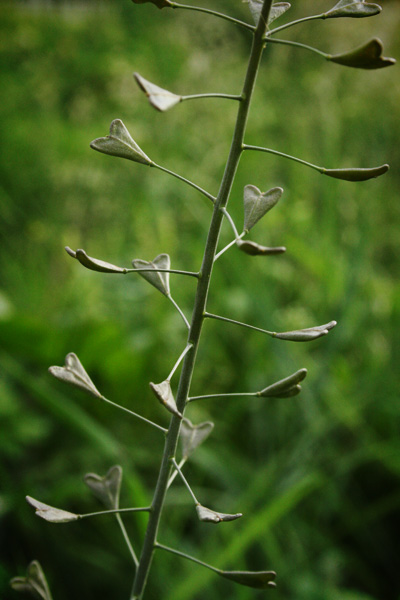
[90,119,152,165]
[84,466,123,510]
[26,496,79,523]
[328,38,395,70]
[324,0,381,19]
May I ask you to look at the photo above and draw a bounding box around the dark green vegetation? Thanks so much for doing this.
[1,1,399,599]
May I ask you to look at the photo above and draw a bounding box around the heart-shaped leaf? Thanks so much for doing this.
[324,0,381,19]
[65,247,127,274]
[132,0,172,8]
[218,569,277,589]
[196,504,242,523]
[268,2,291,24]
[84,465,123,510]
[48,353,101,398]
[26,496,79,523]
[134,72,182,112]
[243,185,283,232]
[10,561,52,600]
[90,119,152,165]
[245,1,291,26]
[259,368,307,398]
[273,320,337,341]
[328,38,395,70]
[180,418,214,459]
[236,240,286,256]
[150,381,182,418]
[132,254,171,296]
[323,164,389,181]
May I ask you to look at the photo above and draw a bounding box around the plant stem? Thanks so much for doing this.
[166,344,193,382]
[220,207,241,238]
[214,232,245,262]
[130,3,274,598]
[266,37,328,59]
[152,163,216,203]
[166,457,186,489]
[99,395,167,433]
[115,513,139,567]
[182,93,243,102]
[155,542,221,574]
[243,144,323,173]
[171,458,199,504]
[188,391,256,402]
[80,507,151,519]
[168,295,190,330]
[267,13,324,36]
[170,2,255,32]
[128,268,199,278]
[205,311,275,337]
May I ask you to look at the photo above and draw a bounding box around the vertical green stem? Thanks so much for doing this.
[130,3,274,598]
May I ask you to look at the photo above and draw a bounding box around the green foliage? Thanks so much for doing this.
[1,2,399,600]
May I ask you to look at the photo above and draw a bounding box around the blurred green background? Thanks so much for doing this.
[1,1,399,599]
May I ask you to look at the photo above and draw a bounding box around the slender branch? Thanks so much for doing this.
[214,233,245,262]
[155,542,220,575]
[167,458,186,489]
[243,145,389,182]
[128,268,199,278]
[267,13,324,36]
[220,207,241,239]
[182,93,243,102]
[152,163,216,203]
[243,144,323,173]
[170,2,255,32]
[171,458,199,505]
[115,513,139,567]
[168,295,190,330]
[166,344,193,382]
[131,4,275,598]
[80,507,151,519]
[99,395,167,434]
[188,391,255,403]
[266,37,328,59]
[205,311,275,337]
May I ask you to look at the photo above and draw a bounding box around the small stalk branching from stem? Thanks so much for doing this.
[99,395,167,434]
[167,295,190,330]
[182,92,243,103]
[214,233,246,262]
[170,3,255,33]
[170,458,199,505]
[166,344,193,382]
[152,163,216,203]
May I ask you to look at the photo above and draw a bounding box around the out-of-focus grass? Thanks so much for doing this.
[0,2,399,600]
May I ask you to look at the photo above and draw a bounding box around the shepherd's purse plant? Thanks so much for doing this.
[11,1,395,599]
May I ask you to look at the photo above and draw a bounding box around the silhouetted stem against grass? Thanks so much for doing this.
[130,3,275,598]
